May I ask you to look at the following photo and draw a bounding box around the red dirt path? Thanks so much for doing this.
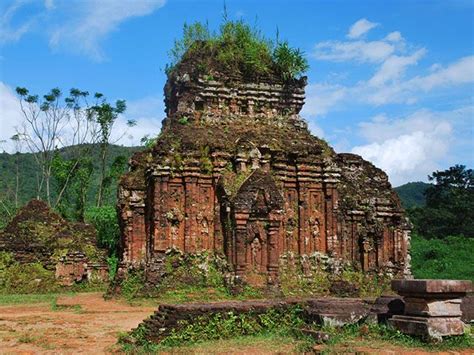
[0,293,154,354]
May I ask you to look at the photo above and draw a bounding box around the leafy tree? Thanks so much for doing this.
[85,206,120,254]
[14,87,133,212]
[52,154,93,221]
[91,97,133,207]
[10,134,23,208]
[101,155,128,206]
[14,87,101,207]
[410,165,473,238]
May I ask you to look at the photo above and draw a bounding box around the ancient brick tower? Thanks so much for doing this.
[117,44,411,287]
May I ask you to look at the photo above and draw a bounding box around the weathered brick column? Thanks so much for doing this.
[389,279,472,340]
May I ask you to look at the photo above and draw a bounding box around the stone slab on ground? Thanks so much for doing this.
[389,315,465,339]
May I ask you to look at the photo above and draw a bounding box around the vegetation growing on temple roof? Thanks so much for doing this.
[166,17,309,82]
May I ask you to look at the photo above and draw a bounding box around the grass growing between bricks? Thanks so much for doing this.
[119,309,473,353]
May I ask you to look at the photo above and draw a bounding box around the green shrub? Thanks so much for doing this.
[168,18,308,81]
[411,234,474,281]
[121,270,146,301]
[84,206,120,255]
[273,41,309,81]
[158,249,229,292]
[178,116,189,125]
[107,255,119,281]
[0,252,58,294]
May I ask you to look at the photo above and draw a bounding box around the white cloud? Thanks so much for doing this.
[350,108,472,185]
[409,55,474,91]
[312,19,474,110]
[0,82,25,152]
[366,55,474,105]
[368,48,426,87]
[112,94,164,146]
[44,0,55,10]
[385,31,403,42]
[112,114,162,147]
[302,83,347,117]
[49,0,166,60]
[347,18,378,39]
[0,0,34,44]
[313,40,395,63]
[0,0,166,59]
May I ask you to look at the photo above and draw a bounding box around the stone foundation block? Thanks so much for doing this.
[389,315,465,339]
[390,279,472,341]
[404,297,462,317]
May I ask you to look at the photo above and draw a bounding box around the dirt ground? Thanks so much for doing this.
[0,293,155,354]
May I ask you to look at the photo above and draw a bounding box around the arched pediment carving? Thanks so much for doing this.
[233,169,284,214]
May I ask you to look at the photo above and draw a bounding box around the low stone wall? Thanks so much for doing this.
[55,252,108,286]
[135,296,403,343]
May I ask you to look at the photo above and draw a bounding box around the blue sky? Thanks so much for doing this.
[0,0,473,186]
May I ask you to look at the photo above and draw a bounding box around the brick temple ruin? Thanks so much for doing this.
[117,44,411,288]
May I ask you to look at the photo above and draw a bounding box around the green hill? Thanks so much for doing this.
[394,181,431,209]
[0,144,141,211]
[1,147,433,220]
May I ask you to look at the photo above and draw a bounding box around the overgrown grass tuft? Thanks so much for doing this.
[167,18,308,81]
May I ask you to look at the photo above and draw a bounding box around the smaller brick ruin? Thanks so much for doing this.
[0,199,108,286]
[117,42,412,290]
[131,296,405,344]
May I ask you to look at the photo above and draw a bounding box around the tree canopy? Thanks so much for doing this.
[409,165,473,238]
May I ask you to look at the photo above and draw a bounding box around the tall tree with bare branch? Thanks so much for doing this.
[15,87,102,207]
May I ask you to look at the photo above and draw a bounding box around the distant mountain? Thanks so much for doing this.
[0,144,141,208]
[394,182,432,209]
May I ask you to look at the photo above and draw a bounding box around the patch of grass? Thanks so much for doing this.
[17,334,38,344]
[0,251,108,295]
[50,298,83,313]
[316,323,473,352]
[279,253,391,298]
[178,116,189,125]
[70,278,108,293]
[122,333,301,354]
[160,307,305,347]
[0,293,59,305]
[411,234,474,281]
[151,285,232,304]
